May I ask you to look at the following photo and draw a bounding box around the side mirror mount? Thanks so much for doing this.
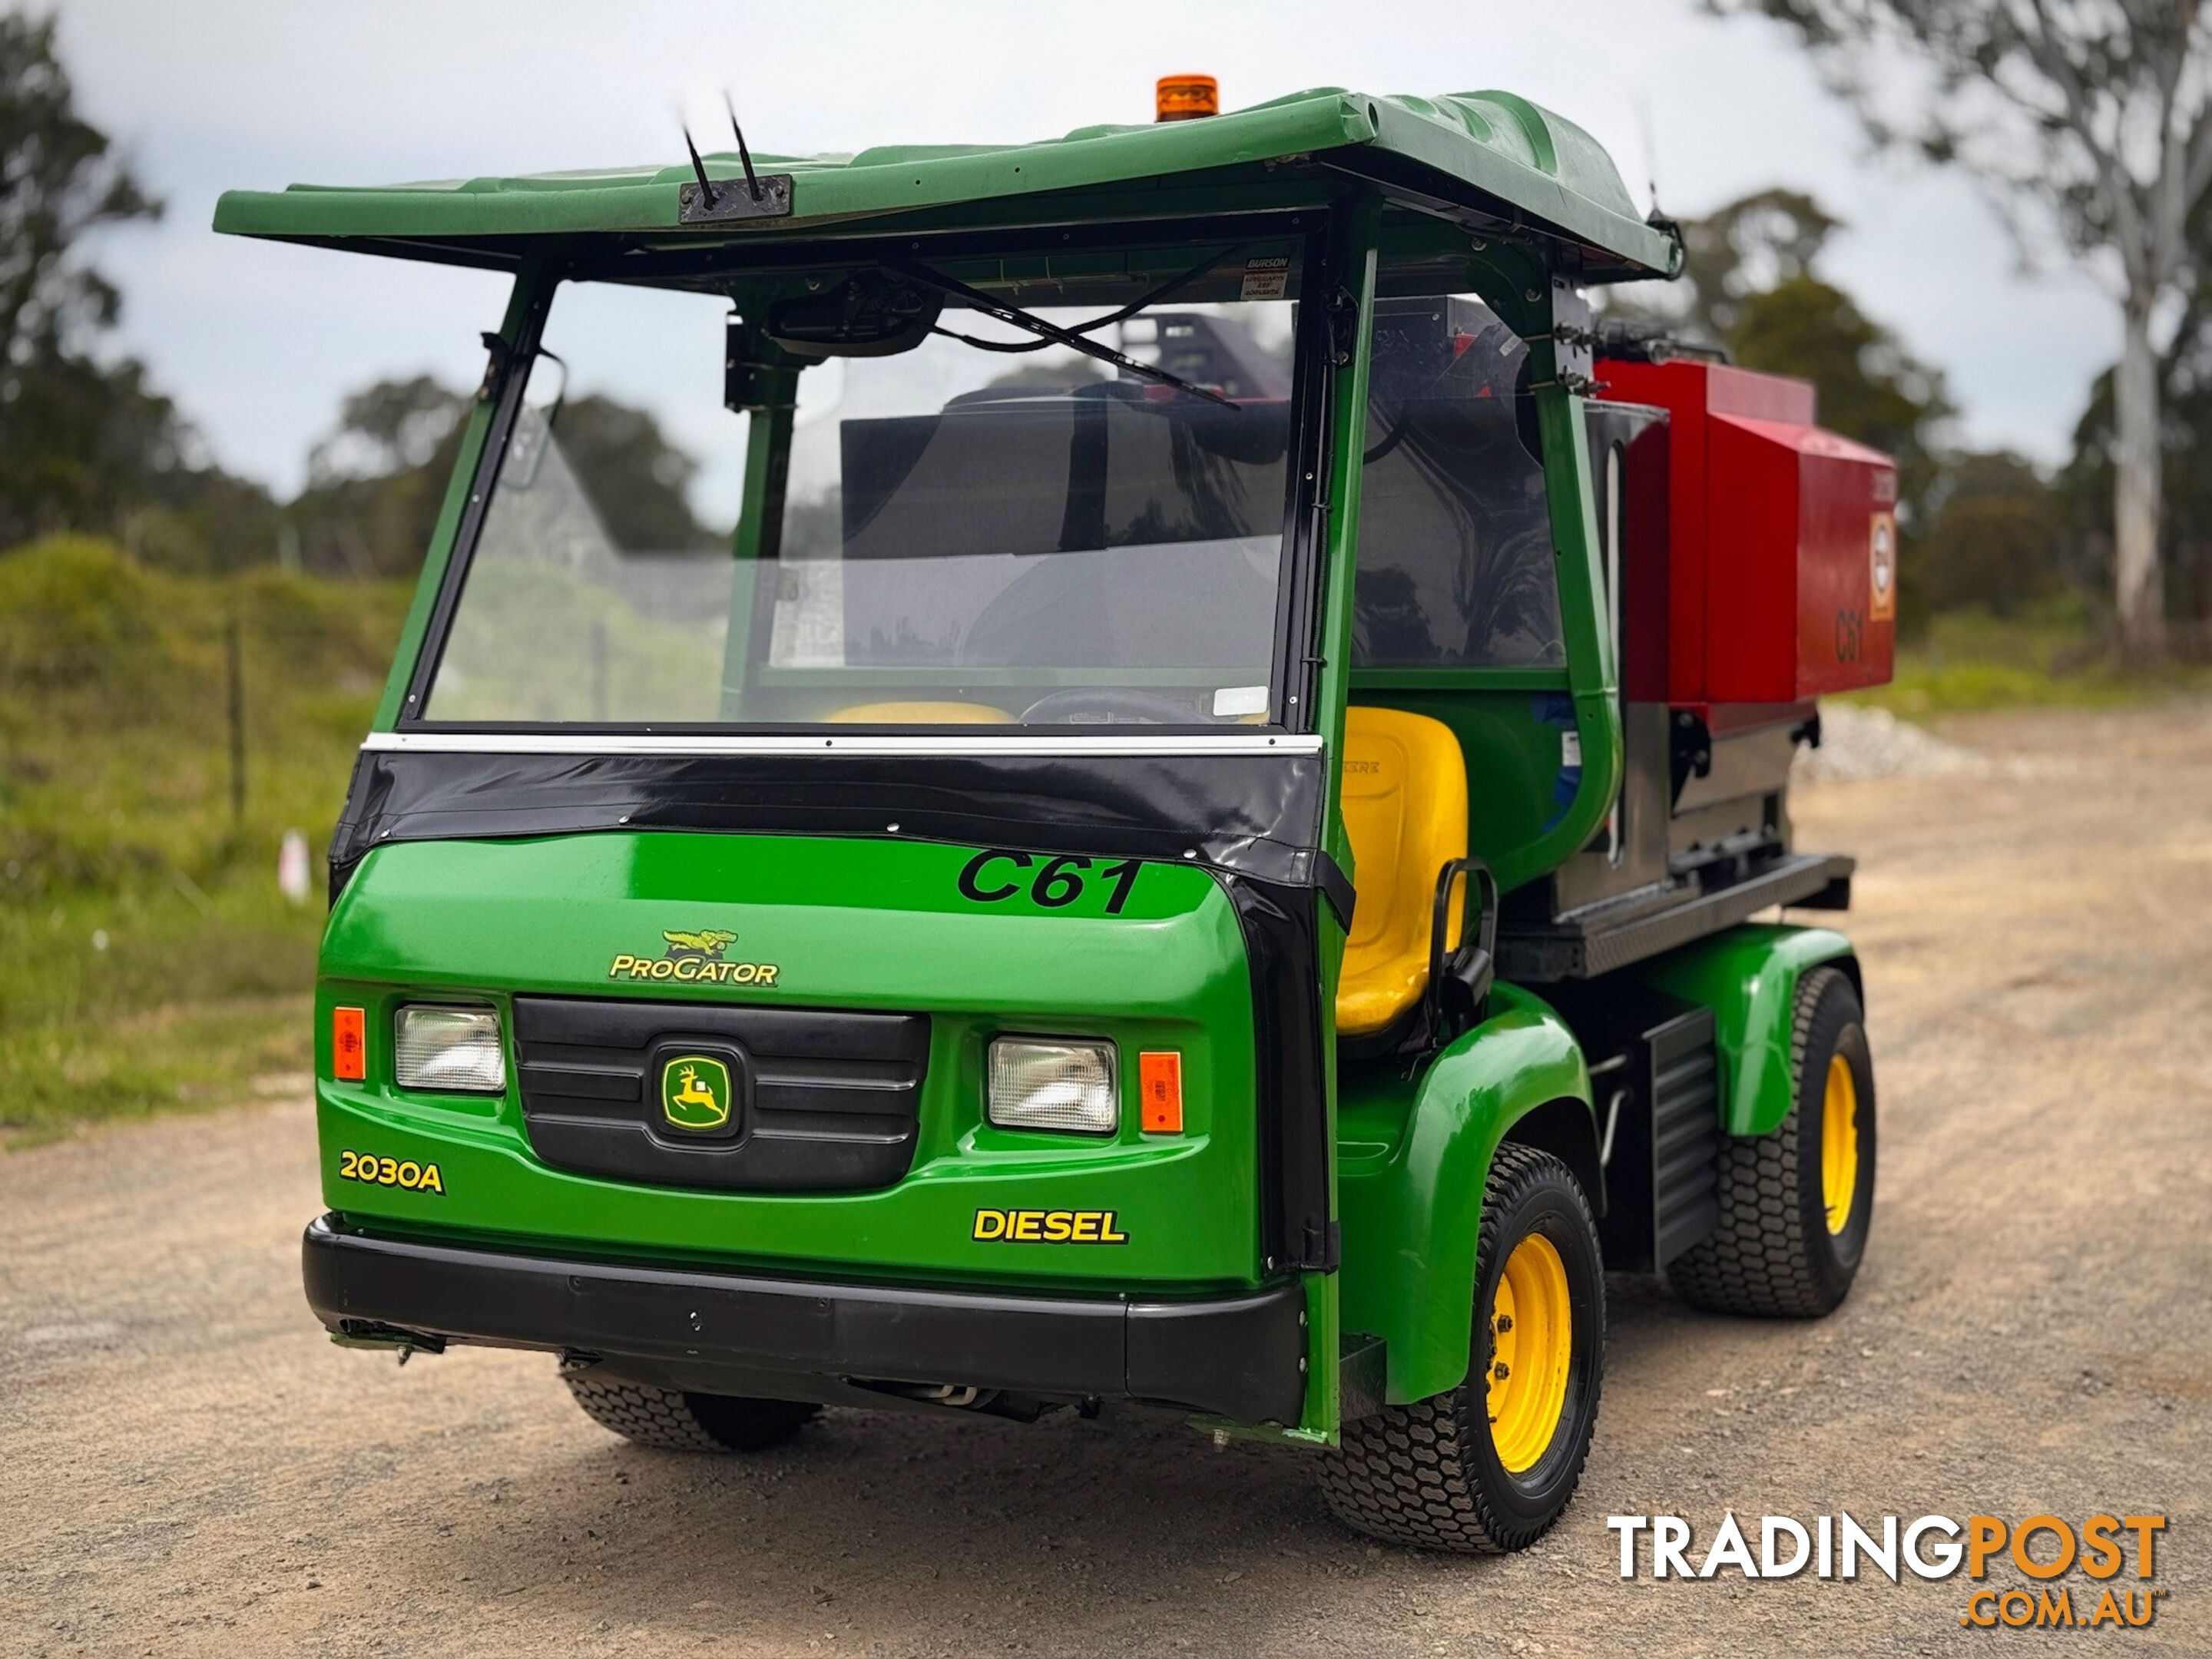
[725,317,804,413]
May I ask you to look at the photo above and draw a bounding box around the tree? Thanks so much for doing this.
[1656,187,1845,349]
[289,377,472,578]
[2063,260,2212,647]
[1712,1,2212,659]
[1916,451,2072,615]
[308,375,471,481]
[287,376,712,575]
[0,10,189,547]
[552,394,710,551]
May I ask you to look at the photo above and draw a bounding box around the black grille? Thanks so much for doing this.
[513,997,929,1193]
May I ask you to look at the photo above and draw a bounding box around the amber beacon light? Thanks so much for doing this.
[1156,75,1218,121]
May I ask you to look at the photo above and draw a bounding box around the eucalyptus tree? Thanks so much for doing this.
[1716,0,2212,660]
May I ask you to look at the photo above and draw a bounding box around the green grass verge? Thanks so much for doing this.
[0,537,406,1143]
[1855,606,2212,717]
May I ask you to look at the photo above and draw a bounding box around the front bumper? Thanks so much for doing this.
[302,1215,1306,1424]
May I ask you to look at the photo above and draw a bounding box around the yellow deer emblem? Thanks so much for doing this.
[661,1055,732,1130]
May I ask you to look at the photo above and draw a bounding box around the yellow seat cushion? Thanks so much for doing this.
[1336,706,1469,1038]
[824,701,1012,724]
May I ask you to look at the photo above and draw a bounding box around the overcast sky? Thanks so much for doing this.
[53,0,2115,498]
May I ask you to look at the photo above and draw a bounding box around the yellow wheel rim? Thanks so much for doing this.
[1821,1052,1859,1235]
[1485,1232,1574,1474]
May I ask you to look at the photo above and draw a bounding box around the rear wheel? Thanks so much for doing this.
[561,1367,820,1452]
[1667,965,1876,1317]
[1316,1142,1604,1552]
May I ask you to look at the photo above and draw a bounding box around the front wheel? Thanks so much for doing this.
[1317,1142,1604,1552]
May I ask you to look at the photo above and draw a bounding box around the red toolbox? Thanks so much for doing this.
[1599,359,1897,707]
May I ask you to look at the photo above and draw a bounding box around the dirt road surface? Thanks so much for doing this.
[4,704,2207,1657]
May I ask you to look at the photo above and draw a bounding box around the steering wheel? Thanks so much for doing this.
[1018,688,1210,725]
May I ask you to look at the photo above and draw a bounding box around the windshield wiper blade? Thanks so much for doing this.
[926,245,1243,357]
[892,261,1239,409]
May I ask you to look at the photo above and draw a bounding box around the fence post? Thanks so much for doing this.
[226,604,246,823]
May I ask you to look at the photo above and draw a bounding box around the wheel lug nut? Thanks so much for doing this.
[1495,1315,1513,1333]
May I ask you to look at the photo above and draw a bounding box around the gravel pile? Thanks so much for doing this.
[1792,702,1993,783]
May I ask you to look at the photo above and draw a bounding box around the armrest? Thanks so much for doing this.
[1426,856,1498,1042]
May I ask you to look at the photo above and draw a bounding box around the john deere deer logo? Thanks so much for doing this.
[661,1055,732,1131]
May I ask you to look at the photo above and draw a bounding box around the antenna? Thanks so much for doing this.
[724,91,763,202]
[1633,91,1661,217]
[680,120,720,209]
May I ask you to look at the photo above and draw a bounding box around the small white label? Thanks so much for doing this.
[1238,257,1290,303]
[1561,730,1582,767]
[1212,684,1270,718]
[1869,511,1896,621]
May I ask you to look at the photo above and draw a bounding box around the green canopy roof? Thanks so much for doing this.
[214,87,1679,283]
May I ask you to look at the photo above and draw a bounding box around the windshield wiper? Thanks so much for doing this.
[924,245,1234,355]
[893,260,1240,409]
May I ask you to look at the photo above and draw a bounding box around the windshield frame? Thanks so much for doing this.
[395,210,1338,743]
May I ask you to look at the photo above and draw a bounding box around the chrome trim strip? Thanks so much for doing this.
[361,730,1325,758]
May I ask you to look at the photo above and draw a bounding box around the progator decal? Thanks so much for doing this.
[610,929,780,986]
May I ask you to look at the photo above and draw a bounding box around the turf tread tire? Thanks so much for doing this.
[1316,1143,1602,1554]
[1666,965,1872,1318]
[561,1371,819,1452]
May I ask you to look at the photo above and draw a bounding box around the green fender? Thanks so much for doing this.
[1637,923,1859,1137]
[1336,983,1592,1405]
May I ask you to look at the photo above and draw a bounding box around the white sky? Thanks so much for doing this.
[54,0,2118,498]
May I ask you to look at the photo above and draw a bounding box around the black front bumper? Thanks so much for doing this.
[303,1216,1307,1425]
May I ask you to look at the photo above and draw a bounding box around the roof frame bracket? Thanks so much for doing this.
[679,175,796,224]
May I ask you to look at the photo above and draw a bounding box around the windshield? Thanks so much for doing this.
[419,242,1305,730]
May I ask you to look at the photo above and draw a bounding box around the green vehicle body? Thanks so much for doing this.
[320,834,1265,1288]
[224,84,1863,1449]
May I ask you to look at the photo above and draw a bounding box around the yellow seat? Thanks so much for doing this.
[824,701,1012,724]
[1336,706,1469,1038]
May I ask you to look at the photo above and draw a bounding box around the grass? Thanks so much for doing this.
[1853,602,2212,717]
[0,537,406,1143]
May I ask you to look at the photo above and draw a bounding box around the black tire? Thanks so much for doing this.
[561,1368,820,1452]
[1667,965,1876,1318]
[1316,1142,1604,1553]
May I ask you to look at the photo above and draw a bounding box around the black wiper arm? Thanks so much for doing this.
[935,245,1240,356]
[892,261,1239,409]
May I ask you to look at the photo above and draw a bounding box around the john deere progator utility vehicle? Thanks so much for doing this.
[218,75,1893,1551]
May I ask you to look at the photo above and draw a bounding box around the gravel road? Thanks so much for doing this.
[4,702,2208,1658]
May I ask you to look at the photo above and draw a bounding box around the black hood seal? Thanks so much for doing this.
[329,747,1352,926]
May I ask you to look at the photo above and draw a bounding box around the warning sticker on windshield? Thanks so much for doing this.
[1240,257,1290,302]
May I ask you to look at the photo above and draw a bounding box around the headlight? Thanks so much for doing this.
[394,1005,506,1093]
[987,1038,1118,1135]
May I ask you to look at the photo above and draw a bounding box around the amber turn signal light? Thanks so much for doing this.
[1139,1050,1184,1132]
[1156,75,1218,122]
[332,1005,367,1081]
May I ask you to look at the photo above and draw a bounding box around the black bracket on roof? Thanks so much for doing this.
[679,174,795,224]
